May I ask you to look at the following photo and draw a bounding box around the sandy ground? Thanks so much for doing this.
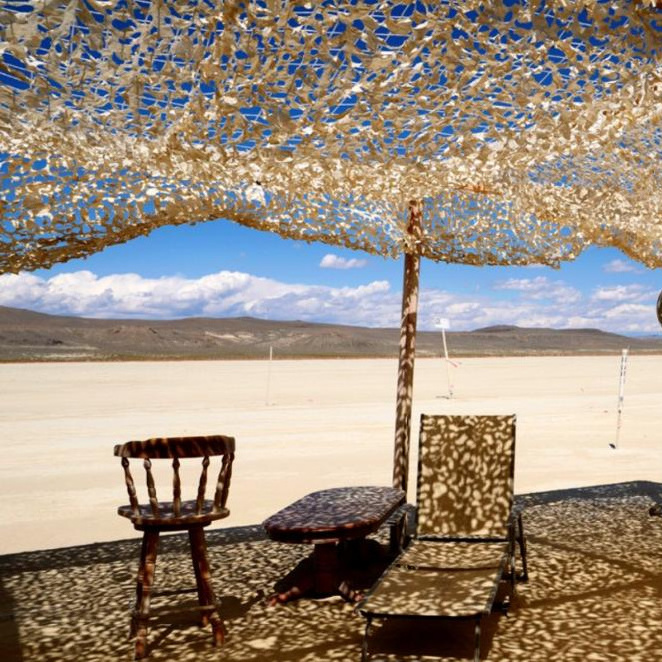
[1,355,661,555]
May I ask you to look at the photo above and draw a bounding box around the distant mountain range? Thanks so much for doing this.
[1,305,661,361]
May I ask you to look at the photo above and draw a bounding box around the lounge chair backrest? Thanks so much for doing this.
[416,414,515,539]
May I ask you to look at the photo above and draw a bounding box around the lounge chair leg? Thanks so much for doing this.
[389,508,409,555]
[474,616,481,662]
[517,512,529,582]
[508,522,516,593]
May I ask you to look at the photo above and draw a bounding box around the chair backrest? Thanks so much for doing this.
[114,435,235,520]
[415,414,515,540]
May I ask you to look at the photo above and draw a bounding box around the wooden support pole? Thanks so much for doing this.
[392,200,422,493]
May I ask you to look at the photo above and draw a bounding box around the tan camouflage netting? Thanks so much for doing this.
[1,0,661,274]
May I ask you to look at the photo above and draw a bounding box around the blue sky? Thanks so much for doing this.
[0,218,660,335]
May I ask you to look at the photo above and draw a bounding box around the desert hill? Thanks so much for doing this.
[1,305,661,361]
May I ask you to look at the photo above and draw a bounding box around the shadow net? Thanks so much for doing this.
[1,0,661,272]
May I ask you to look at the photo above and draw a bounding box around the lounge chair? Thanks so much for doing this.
[358,414,527,662]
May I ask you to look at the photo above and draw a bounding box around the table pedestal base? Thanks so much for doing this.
[269,539,389,604]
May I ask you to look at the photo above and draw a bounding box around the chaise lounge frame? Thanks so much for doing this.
[358,414,528,662]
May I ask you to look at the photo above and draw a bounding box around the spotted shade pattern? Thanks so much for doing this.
[358,541,509,618]
[360,415,516,618]
[416,414,516,540]
[1,1,662,274]
[263,485,406,544]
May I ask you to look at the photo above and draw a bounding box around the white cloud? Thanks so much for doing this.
[319,254,367,269]
[602,303,652,319]
[493,276,582,304]
[446,302,480,316]
[491,277,526,293]
[603,259,638,274]
[514,314,566,328]
[422,279,660,333]
[0,271,399,327]
[564,315,604,329]
[2,269,660,335]
[0,272,46,308]
[494,276,549,292]
[591,285,648,303]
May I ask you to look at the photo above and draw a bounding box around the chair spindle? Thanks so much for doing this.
[196,455,210,515]
[213,452,234,512]
[122,457,140,517]
[144,458,160,518]
[172,457,181,517]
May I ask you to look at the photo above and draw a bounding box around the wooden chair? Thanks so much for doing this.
[114,434,235,659]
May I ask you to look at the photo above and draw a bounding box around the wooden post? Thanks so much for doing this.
[392,200,422,493]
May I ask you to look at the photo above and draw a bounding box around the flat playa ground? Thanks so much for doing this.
[1,355,661,555]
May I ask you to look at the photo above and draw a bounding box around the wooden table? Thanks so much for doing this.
[263,486,406,602]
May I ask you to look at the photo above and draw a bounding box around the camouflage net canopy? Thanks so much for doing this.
[1,0,662,274]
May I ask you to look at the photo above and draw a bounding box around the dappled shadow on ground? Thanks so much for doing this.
[2,482,662,661]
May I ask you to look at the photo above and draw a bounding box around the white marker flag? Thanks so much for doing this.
[612,348,629,449]
[435,318,454,398]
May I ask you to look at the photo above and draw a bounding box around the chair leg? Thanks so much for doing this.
[133,529,160,660]
[189,529,206,621]
[130,534,148,638]
[188,527,224,646]
[474,615,482,662]
[516,512,529,582]
[361,615,373,662]
[389,508,409,555]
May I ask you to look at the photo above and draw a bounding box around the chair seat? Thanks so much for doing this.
[359,540,510,619]
[398,540,509,570]
[360,565,504,618]
[118,500,230,529]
